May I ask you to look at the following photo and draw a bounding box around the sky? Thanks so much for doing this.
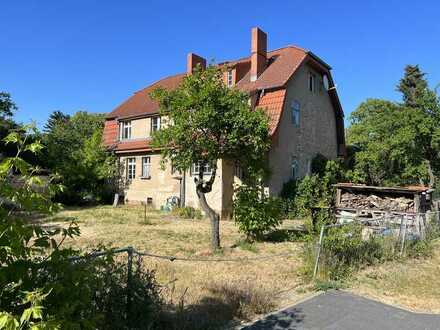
[1,0,439,128]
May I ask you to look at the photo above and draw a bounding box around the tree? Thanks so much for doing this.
[43,111,117,203]
[0,92,17,118]
[397,65,428,108]
[44,110,70,133]
[151,66,270,250]
[348,65,440,187]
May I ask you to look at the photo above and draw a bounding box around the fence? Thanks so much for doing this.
[312,210,440,279]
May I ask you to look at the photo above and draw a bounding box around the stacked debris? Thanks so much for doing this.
[340,192,414,212]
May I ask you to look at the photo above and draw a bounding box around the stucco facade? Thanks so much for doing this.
[267,62,338,195]
[104,27,345,218]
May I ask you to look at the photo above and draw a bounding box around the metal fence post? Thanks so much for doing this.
[399,216,407,257]
[126,246,133,326]
[313,226,325,279]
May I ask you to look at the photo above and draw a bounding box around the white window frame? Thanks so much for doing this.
[126,157,136,180]
[151,116,161,133]
[291,100,300,127]
[119,120,132,140]
[309,73,316,93]
[227,70,233,87]
[192,161,212,176]
[141,156,151,178]
[291,157,299,180]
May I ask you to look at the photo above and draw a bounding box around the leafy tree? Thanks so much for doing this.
[0,92,17,118]
[348,65,440,187]
[151,66,270,250]
[43,111,117,203]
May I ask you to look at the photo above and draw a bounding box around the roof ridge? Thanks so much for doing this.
[134,72,186,94]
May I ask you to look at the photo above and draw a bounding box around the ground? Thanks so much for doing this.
[43,205,440,328]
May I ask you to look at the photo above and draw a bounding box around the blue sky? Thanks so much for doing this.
[1,0,439,128]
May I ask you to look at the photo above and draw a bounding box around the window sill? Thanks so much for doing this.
[140,176,151,180]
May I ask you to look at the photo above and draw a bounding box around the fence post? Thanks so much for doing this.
[126,246,133,326]
[399,216,407,257]
[313,226,325,279]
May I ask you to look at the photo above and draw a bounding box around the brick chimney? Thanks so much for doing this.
[250,27,267,82]
[187,53,206,75]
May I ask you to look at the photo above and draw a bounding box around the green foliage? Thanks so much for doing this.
[172,206,203,220]
[42,111,117,204]
[347,65,440,187]
[233,185,283,241]
[281,158,345,226]
[0,92,17,118]
[150,66,271,178]
[1,127,163,329]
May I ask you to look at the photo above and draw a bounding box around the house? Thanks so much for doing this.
[103,27,345,218]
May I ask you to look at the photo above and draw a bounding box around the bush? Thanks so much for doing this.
[172,206,203,219]
[233,185,283,241]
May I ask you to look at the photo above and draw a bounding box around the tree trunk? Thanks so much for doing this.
[196,187,220,250]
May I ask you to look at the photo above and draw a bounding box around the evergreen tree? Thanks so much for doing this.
[44,110,70,133]
[397,65,428,108]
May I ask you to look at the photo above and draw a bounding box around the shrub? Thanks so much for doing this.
[233,185,283,241]
[172,206,203,219]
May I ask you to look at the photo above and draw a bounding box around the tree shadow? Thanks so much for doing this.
[263,228,309,243]
[241,308,305,329]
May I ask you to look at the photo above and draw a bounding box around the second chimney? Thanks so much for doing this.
[250,27,267,82]
[187,53,206,75]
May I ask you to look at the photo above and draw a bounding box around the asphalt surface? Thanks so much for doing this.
[241,290,440,330]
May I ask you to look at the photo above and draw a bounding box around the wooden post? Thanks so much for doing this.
[399,216,407,257]
[313,226,325,279]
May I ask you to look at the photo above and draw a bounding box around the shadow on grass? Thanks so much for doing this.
[263,228,309,243]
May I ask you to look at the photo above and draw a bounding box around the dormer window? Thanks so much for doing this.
[227,70,233,87]
[119,120,132,140]
[151,116,161,132]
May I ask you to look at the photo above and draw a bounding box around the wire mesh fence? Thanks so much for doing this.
[312,210,440,280]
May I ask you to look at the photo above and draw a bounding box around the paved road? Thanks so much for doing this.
[241,290,440,330]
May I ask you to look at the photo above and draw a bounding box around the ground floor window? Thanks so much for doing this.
[192,161,212,176]
[141,156,151,177]
[126,157,136,180]
[291,157,299,180]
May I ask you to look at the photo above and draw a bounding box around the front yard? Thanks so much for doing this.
[43,205,440,328]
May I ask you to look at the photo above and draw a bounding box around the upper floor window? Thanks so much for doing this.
[126,157,136,180]
[120,121,132,140]
[308,73,316,93]
[227,70,233,87]
[151,116,161,133]
[192,161,212,176]
[291,100,300,127]
[141,156,151,178]
[291,157,299,180]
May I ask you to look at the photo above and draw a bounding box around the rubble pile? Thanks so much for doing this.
[340,192,414,212]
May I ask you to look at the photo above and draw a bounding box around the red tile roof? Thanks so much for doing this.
[256,89,286,135]
[105,46,345,154]
[114,139,152,153]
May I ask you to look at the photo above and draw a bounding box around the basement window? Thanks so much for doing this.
[120,121,132,140]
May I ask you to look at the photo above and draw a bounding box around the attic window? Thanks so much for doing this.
[227,70,233,87]
[119,120,132,140]
[308,73,316,93]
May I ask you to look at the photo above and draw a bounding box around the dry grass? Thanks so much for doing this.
[350,240,440,313]
[43,205,310,328]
